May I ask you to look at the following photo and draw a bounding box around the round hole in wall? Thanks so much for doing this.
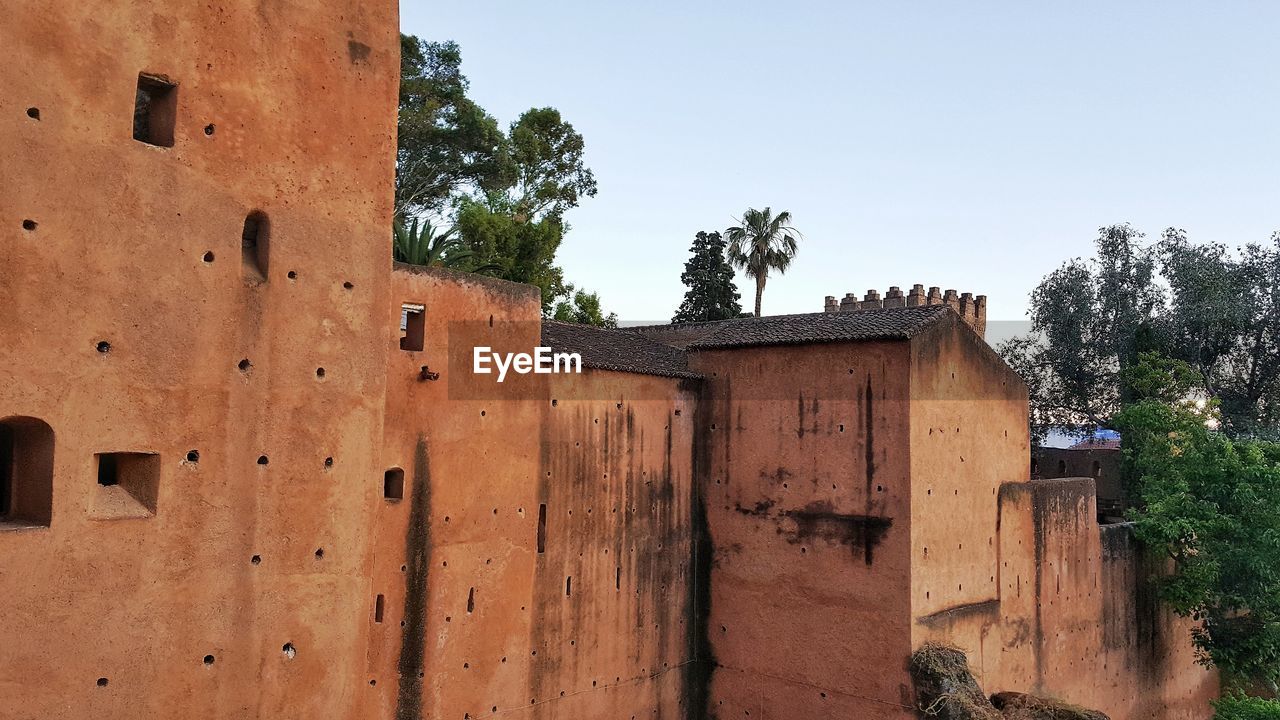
[282,642,296,659]
[204,123,215,136]
[551,399,558,407]
[315,367,326,378]
[202,251,215,263]
[96,341,111,353]
[480,410,486,417]
[251,554,261,565]
[343,281,354,290]
[287,270,297,280]
[203,655,215,665]
[238,359,252,372]
[96,677,108,687]
[324,456,334,468]
[257,455,269,465]
[22,219,37,231]
[314,548,324,559]
[26,107,40,120]
[369,679,376,686]
[186,450,200,463]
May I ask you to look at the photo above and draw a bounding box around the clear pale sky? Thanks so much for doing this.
[400,1,1280,323]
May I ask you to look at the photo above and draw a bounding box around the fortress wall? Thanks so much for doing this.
[905,319,1213,719]
[908,314,1030,629]
[916,478,1216,720]
[0,1,397,719]
[688,342,917,719]
[375,266,703,719]
[373,265,544,720]
[532,368,702,719]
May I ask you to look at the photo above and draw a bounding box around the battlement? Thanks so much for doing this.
[824,284,987,338]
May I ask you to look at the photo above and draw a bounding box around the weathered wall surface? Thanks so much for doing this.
[908,315,1029,636]
[689,342,917,719]
[533,368,703,719]
[913,476,1216,719]
[371,266,544,720]
[0,1,398,718]
[1034,447,1124,517]
[906,319,1214,719]
[374,265,703,719]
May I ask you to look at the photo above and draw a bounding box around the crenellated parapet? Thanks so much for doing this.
[824,284,987,338]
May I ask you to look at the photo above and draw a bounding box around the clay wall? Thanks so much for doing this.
[907,314,1030,634]
[688,341,917,719]
[0,1,398,718]
[374,264,703,719]
[905,319,1214,719]
[1034,447,1125,517]
[911,473,1215,720]
[534,368,703,719]
[371,266,544,720]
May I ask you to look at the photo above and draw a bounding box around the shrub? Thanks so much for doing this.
[1215,695,1280,720]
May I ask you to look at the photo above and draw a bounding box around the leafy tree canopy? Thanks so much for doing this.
[725,207,801,317]
[453,195,567,310]
[552,285,618,328]
[1119,353,1280,692]
[509,107,598,222]
[397,36,512,218]
[396,36,610,323]
[1001,225,1280,441]
[673,231,742,323]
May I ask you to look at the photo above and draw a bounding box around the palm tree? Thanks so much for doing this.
[393,217,477,269]
[724,207,801,317]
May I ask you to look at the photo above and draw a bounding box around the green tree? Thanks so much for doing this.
[1158,232,1280,438]
[392,217,482,269]
[997,224,1161,440]
[672,231,742,322]
[552,285,618,328]
[1214,694,1280,719]
[453,195,567,309]
[724,207,801,317]
[1001,226,1280,441]
[508,108,597,221]
[396,36,512,218]
[1119,353,1280,692]
[396,37,608,320]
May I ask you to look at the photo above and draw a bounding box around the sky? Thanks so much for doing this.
[400,1,1280,324]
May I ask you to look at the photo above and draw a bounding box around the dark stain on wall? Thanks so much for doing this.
[864,373,876,556]
[683,377,715,720]
[395,436,432,720]
[915,598,1001,628]
[347,39,372,63]
[780,500,893,565]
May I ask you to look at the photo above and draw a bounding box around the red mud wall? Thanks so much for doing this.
[0,1,398,718]
[375,266,703,719]
[534,368,702,719]
[689,342,917,719]
[372,266,544,720]
[907,316,1029,640]
[906,321,1215,719]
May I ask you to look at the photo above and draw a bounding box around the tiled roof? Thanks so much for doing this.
[685,305,954,350]
[1068,438,1121,450]
[541,321,701,379]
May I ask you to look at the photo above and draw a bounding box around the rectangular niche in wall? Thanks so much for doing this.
[0,416,55,529]
[92,452,160,520]
[133,73,177,147]
[384,467,404,501]
[400,303,425,351]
